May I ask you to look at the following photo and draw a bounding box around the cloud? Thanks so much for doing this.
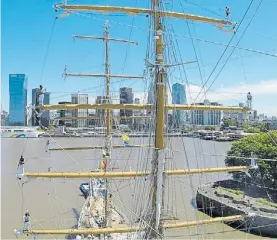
[214,79,277,96]
[185,79,277,106]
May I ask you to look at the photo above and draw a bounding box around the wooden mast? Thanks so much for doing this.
[70,21,141,229]
[104,20,111,229]
[148,0,165,237]
[104,21,111,137]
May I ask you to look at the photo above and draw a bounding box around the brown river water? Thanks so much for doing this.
[1,137,268,239]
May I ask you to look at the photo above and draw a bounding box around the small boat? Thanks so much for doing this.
[216,136,232,142]
[202,135,217,140]
[79,179,106,199]
[79,183,90,198]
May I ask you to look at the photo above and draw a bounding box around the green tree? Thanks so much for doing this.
[204,126,216,131]
[243,122,269,133]
[222,118,234,127]
[244,127,260,133]
[225,131,277,187]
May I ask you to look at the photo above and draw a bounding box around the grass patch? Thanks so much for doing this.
[217,186,243,196]
[36,128,45,132]
[258,199,277,209]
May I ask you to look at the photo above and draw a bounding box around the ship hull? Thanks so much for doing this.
[1,131,43,138]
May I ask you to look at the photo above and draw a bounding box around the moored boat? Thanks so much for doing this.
[1,127,44,138]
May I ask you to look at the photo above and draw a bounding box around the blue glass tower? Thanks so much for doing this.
[31,88,50,127]
[172,83,187,127]
[9,74,28,126]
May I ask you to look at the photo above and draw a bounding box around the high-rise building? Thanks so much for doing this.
[31,88,50,127]
[9,74,28,126]
[146,82,155,129]
[147,82,155,105]
[133,98,142,130]
[134,98,141,115]
[95,96,108,126]
[71,94,88,128]
[57,101,72,126]
[190,100,222,126]
[120,87,133,125]
[253,110,258,120]
[223,102,247,124]
[1,110,9,126]
[172,83,187,127]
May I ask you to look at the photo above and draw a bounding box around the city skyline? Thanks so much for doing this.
[4,75,277,125]
[3,72,277,121]
[4,75,277,128]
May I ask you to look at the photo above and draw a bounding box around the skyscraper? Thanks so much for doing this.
[120,87,133,125]
[1,110,9,126]
[95,96,108,126]
[71,93,89,128]
[9,74,28,126]
[31,88,50,127]
[222,102,247,124]
[253,110,258,120]
[172,83,187,127]
[190,100,222,125]
[57,101,72,126]
[134,98,141,115]
[134,98,142,130]
[147,82,155,105]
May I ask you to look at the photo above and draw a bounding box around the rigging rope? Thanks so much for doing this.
[162,11,206,237]
[180,0,207,100]
[39,18,57,83]
[182,0,225,18]
[204,0,265,96]
[192,0,255,104]
[66,10,277,58]
[119,0,139,82]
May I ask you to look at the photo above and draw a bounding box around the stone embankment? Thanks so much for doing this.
[196,179,277,237]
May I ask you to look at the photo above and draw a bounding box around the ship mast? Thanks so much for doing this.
[148,0,165,237]
[103,20,111,229]
[67,21,141,229]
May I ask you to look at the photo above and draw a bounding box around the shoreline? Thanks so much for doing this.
[196,179,277,238]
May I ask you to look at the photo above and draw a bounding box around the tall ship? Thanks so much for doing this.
[13,0,277,239]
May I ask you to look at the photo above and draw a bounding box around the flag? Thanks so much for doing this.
[122,134,130,147]
[101,160,107,170]
[121,134,129,142]
[102,149,110,158]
